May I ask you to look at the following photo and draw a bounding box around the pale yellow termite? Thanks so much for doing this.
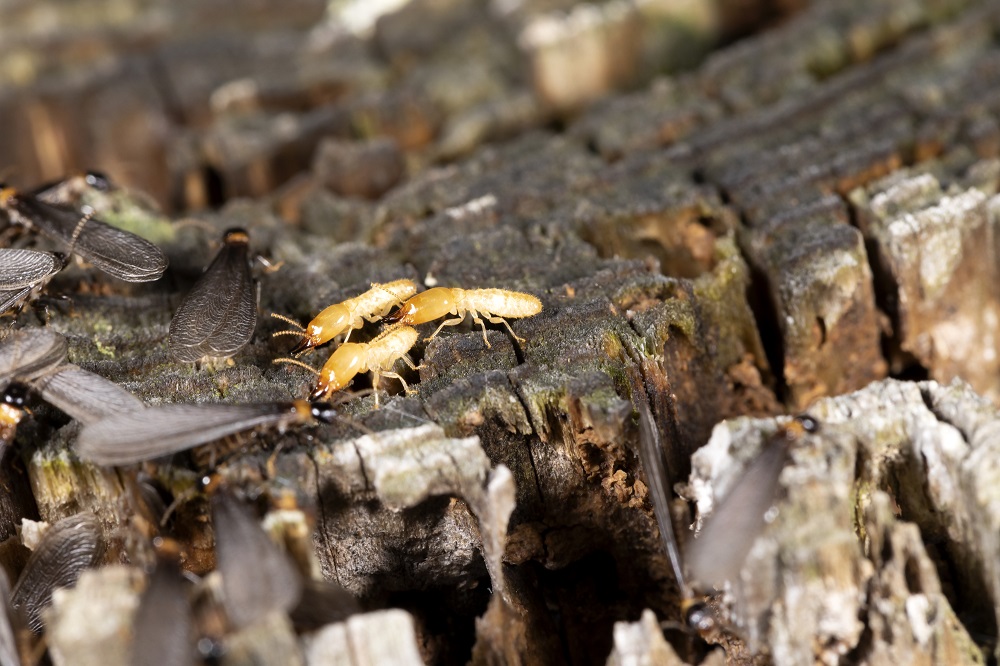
[387,287,542,348]
[272,279,417,354]
[275,325,420,407]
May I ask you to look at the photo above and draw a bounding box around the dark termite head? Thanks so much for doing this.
[1,382,29,408]
[309,401,339,423]
[221,227,250,246]
[683,599,717,635]
[83,171,112,192]
[795,413,819,434]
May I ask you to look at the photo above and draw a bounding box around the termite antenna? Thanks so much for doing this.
[271,329,309,340]
[270,313,306,331]
[371,281,407,304]
[377,319,406,335]
[272,357,320,376]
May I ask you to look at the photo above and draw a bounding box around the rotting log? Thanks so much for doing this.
[3,0,1000,665]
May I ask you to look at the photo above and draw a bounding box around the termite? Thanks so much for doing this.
[386,287,542,348]
[272,279,417,355]
[168,228,257,363]
[275,325,420,407]
[0,183,168,282]
[630,366,820,637]
[75,399,339,466]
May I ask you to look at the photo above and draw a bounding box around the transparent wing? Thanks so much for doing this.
[10,512,104,633]
[0,286,33,316]
[0,569,19,666]
[32,364,145,425]
[212,492,302,629]
[0,329,68,385]
[635,399,688,597]
[684,434,789,590]
[9,194,167,282]
[75,402,296,465]
[131,561,193,666]
[0,249,61,289]
[168,238,255,362]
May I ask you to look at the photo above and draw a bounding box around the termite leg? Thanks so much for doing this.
[486,315,526,344]
[426,316,469,344]
[378,371,413,396]
[470,316,492,349]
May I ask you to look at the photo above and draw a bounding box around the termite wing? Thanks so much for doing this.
[683,415,818,592]
[634,397,690,601]
[168,228,256,363]
[0,328,143,440]
[0,569,19,666]
[28,364,145,425]
[130,550,194,666]
[0,329,67,388]
[0,249,65,317]
[0,185,167,283]
[212,492,302,630]
[75,400,339,466]
[631,362,821,633]
[10,512,105,633]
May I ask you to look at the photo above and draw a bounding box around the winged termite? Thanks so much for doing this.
[212,492,301,630]
[0,249,65,317]
[0,184,167,283]
[683,415,819,593]
[10,512,105,633]
[74,400,340,466]
[168,228,256,363]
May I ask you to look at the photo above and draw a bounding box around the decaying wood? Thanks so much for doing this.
[3,0,1000,664]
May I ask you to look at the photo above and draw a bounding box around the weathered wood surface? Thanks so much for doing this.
[2,0,1000,664]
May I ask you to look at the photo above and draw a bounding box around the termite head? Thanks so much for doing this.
[784,413,820,440]
[0,185,16,205]
[2,382,29,408]
[683,599,717,635]
[222,227,250,247]
[311,342,367,400]
[291,398,339,424]
[292,304,353,355]
[83,171,113,192]
[388,287,457,326]
[308,401,339,423]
